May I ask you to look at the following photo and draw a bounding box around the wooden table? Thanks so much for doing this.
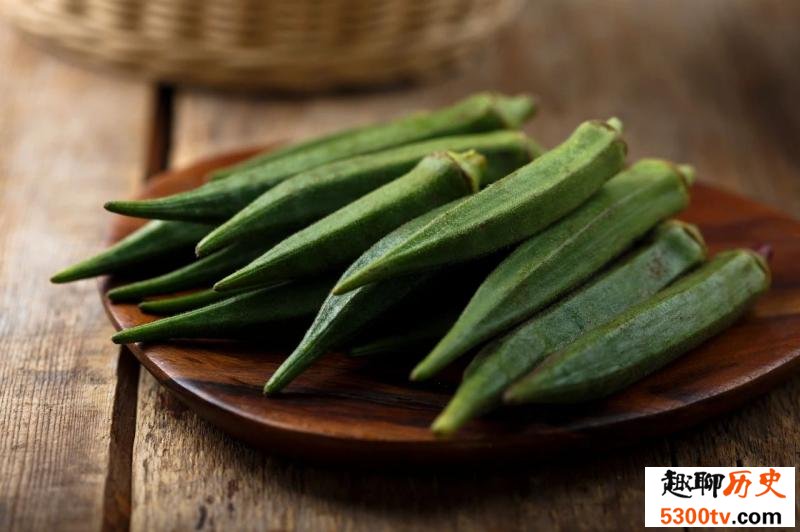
[1,1,798,530]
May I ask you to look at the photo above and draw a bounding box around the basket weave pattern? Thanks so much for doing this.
[9,0,523,90]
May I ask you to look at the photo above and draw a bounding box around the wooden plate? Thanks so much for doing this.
[102,150,800,464]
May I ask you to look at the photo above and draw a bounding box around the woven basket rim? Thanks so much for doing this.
[7,0,525,90]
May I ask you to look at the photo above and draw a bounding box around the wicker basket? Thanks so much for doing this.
[7,0,524,90]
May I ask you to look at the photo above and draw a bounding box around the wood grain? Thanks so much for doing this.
[108,152,800,461]
[125,0,800,529]
[0,18,150,532]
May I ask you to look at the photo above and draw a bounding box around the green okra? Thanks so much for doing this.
[53,140,282,285]
[51,220,213,283]
[198,131,540,258]
[104,97,537,224]
[334,118,627,295]
[263,201,465,394]
[504,249,770,404]
[138,288,239,315]
[106,234,287,302]
[432,221,706,435]
[112,279,331,344]
[215,151,486,290]
[411,158,691,381]
[348,312,459,357]
[210,92,536,180]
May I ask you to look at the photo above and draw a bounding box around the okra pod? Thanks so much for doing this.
[104,99,537,224]
[210,92,536,180]
[263,201,464,394]
[215,151,485,290]
[348,311,459,357]
[412,158,691,381]
[198,131,539,257]
[432,221,706,435]
[504,249,770,404]
[112,279,332,344]
[334,118,627,294]
[51,220,213,283]
[107,238,282,302]
[138,288,237,315]
[53,141,281,284]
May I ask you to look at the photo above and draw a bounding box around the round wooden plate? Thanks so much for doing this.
[102,149,800,464]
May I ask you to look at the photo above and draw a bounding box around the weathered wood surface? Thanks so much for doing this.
[131,0,800,530]
[1,0,799,529]
[0,17,150,532]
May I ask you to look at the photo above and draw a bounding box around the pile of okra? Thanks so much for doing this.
[54,93,770,435]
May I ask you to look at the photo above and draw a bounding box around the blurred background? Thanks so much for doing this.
[4,0,798,207]
[1,1,799,531]
[9,0,526,90]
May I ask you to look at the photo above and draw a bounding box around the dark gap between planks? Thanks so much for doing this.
[145,83,175,180]
[101,82,176,532]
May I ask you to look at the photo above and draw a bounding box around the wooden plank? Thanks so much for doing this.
[132,0,800,529]
[134,371,673,531]
[0,19,151,532]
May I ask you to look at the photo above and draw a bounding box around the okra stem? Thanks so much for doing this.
[198,131,539,258]
[215,151,486,290]
[210,93,536,181]
[104,95,537,223]
[333,118,627,294]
